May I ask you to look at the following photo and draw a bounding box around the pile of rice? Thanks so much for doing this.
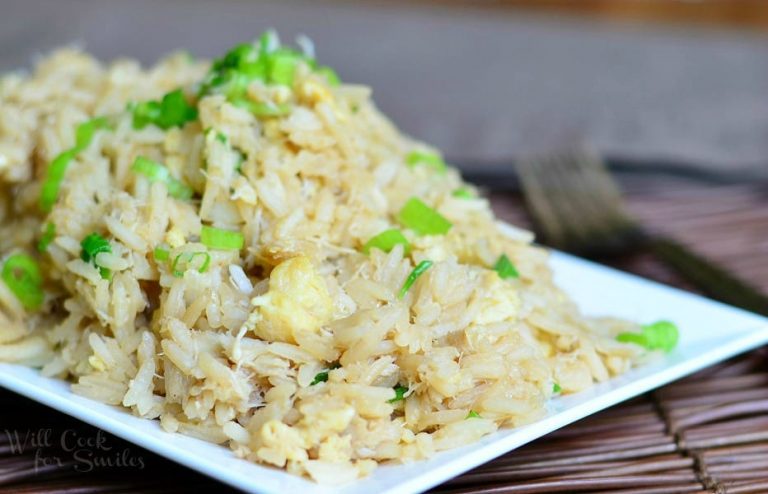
[0,35,643,483]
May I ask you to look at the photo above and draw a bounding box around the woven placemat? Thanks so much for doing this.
[2,176,767,493]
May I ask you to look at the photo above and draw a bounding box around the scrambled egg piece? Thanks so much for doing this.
[256,420,309,467]
[245,255,333,344]
[474,271,519,325]
[165,227,186,248]
[465,271,520,349]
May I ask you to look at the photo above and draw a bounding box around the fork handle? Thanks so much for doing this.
[650,237,768,316]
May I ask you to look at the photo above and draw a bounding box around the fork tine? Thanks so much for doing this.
[557,152,638,246]
[517,149,642,255]
[574,151,636,229]
[516,155,570,246]
[538,155,597,249]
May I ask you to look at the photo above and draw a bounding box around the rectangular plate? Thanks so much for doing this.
[2,250,768,494]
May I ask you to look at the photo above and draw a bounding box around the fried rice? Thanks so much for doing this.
[0,33,652,483]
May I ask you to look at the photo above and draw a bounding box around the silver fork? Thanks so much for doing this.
[515,149,768,316]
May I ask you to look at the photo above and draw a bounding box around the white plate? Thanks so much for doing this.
[2,250,768,494]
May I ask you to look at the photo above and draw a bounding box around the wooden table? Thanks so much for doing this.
[3,173,768,493]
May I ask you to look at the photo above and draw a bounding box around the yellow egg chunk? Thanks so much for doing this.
[473,272,520,325]
[251,255,333,343]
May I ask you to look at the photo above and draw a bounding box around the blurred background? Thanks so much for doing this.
[3,0,768,175]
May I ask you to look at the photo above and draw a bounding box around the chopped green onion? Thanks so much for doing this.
[259,30,280,56]
[215,132,228,144]
[2,254,44,310]
[363,229,410,255]
[80,233,111,263]
[153,246,170,261]
[156,89,198,129]
[39,117,110,210]
[80,233,112,280]
[310,371,329,386]
[553,383,562,394]
[200,225,245,250]
[234,149,246,173]
[316,66,340,86]
[466,410,481,419]
[310,362,341,385]
[230,98,292,117]
[171,252,211,277]
[493,254,519,280]
[218,71,252,100]
[268,51,299,86]
[388,385,408,403]
[131,100,161,129]
[37,223,56,252]
[132,89,198,130]
[201,33,339,102]
[397,197,452,236]
[200,45,262,97]
[216,43,259,72]
[617,320,679,353]
[398,260,433,299]
[74,117,111,150]
[406,151,447,173]
[452,187,474,199]
[131,156,194,200]
[39,149,78,212]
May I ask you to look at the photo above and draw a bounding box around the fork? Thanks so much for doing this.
[515,150,768,317]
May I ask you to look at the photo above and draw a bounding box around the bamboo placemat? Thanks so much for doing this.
[2,175,767,493]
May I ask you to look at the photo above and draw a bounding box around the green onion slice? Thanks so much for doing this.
[398,260,433,299]
[452,187,474,199]
[388,385,408,403]
[201,32,339,101]
[37,222,56,252]
[80,233,112,280]
[398,197,452,236]
[80,233,111,263]
[493,254,519,280]
[310,362,340,386]
[259,30,280,56]
[363,229,410,255]
[230,98,292,117]
[131,156,194,200]
[310,371,329,386]
[200,225,244,250]
[156,89,198,129]
[2,254,44,310]
[466,410,481,419]
[406,151,447,173]
[617,320,679,353]
[132,89,198,130]
[316,66,340,86]
[39,117,111,211]
[215,43,258,72]
[39,149,78,212]
[75,116,111,150]
[171,252,211,277]
[553,383,562,394]
[131,100,161,130]
[268,51,300,86]
[153,246,170,261]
